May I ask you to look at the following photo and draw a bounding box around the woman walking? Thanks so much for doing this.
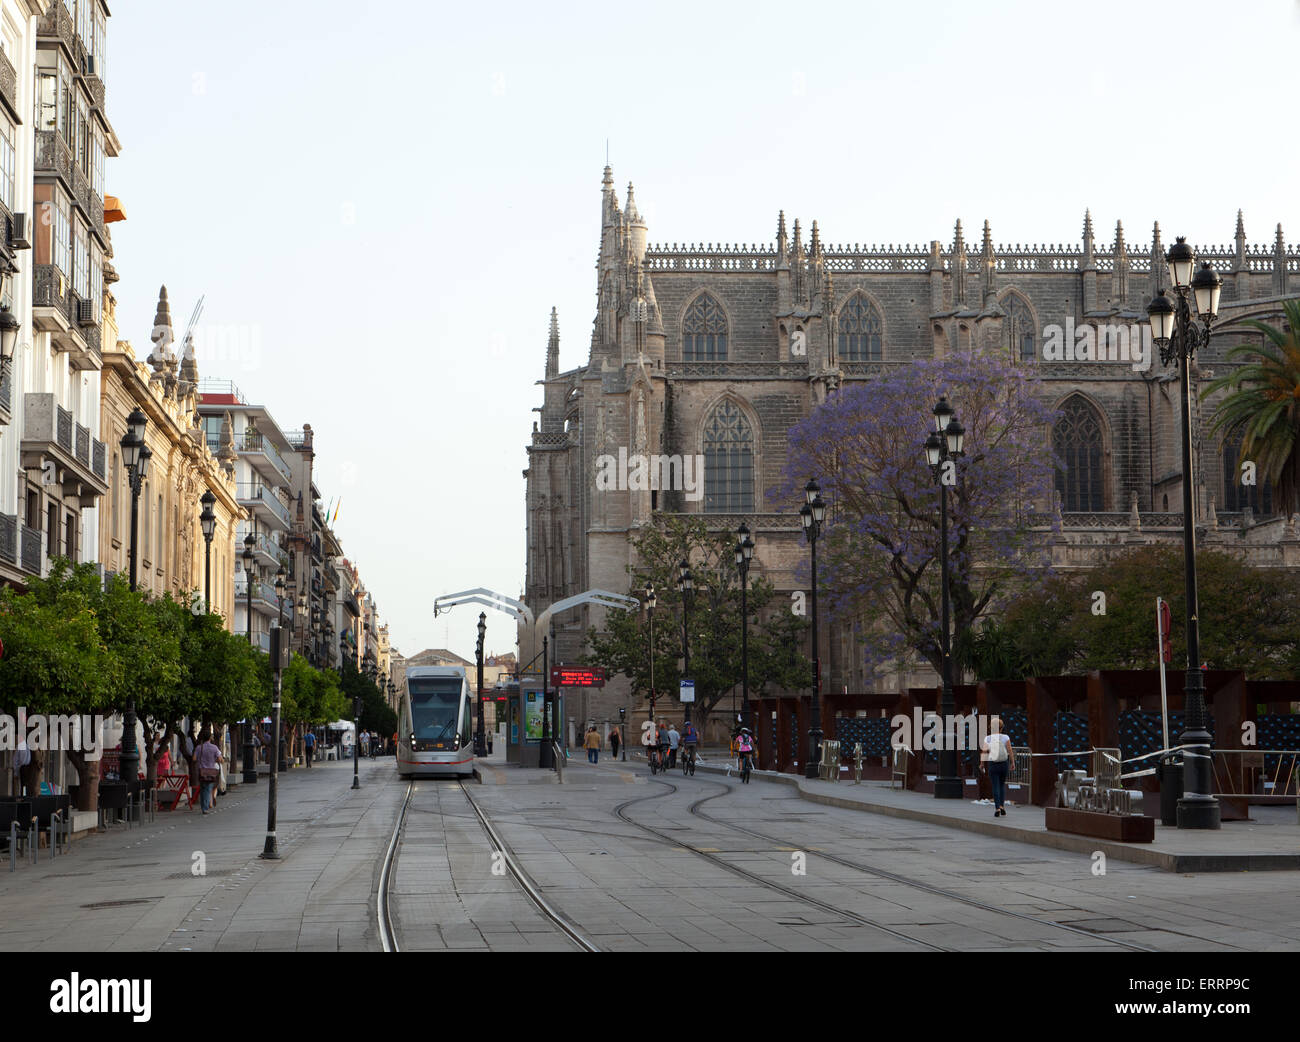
[982,717,1013,817]
[196,729,224,815]
[609,725,621,761]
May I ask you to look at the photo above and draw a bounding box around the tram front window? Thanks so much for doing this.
[410,677,464,751]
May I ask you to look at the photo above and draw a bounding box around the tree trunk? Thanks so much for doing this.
[66,749,98,813]
[18,749,43,797]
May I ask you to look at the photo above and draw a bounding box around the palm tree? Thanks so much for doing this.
[1203,299,1300,517]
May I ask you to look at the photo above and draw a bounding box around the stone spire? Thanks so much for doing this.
[1275,223,1288,295]
[1233,210,1247,272]
[792,218,807,306]
[546,307,560,379]
[148,286,178,396]
[1151,221,1165,292]
[776,210,788,265]
[1081,209,1095,265]
[624,182,641,224]
[952,219,967,307]
[980,219,996,306]
[1113,220,1129,305]
[217,411,238,476]
[179,331,199,397]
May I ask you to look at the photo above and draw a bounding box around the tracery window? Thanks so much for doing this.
[838,295,882,361]
[1053,395,1105,511]
[1001,292,1037,362]
[703,400,754,512]
[1221,435,1274,515]
[683,293,728,361]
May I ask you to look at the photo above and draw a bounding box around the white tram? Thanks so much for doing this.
[396,666,476,778]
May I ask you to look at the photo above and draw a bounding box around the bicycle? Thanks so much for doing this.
[681,745,697,776]
[738,750,753,783]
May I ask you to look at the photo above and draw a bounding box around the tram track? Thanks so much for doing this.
[676,772,1162,953]
[614,778,950,951]
[377,777,600,953]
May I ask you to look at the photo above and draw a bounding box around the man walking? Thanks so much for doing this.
[584,725,601,764]
[667,722,681,769]
[303,729,315,768]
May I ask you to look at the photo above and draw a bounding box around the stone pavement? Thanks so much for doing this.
[0,755,398,951]
[666,755,1300,872]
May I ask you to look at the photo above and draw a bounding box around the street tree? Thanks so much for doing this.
[584,515,810,733]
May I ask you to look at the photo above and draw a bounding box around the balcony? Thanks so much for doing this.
[32,264,99,369]
[33,132,105,244]
[237,430,293,485]
[20,394,108,505]
[343,590,361,618]
[0,46,16,121]
[236,483,291,531]
[235,574,282,619]
[0,365,10,423]
[242,530,282,570]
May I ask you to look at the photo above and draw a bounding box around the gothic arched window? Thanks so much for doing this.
[1001,292,1037,362]
[1053,396,1106,511]
[1222,435,1274,515]
[682,293,728,361]
[703,400,754,512]
[838,294,882,361]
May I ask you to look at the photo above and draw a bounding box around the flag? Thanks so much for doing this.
[332,498,341,524]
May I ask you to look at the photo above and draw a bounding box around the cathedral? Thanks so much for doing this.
[524,166,1300,725]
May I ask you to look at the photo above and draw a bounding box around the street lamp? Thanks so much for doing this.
[645,582,656,740]
[261,567,288,860]
[676,561,694,725]
[351,693,361,790]
[0,304,19,385]
[117,407,150,785]
[922,397,965,799]
[475,612,487,757]
[735,523,755,733]
[241,532,259,783]
[275,566,288,772]
[199,490,216,613]
[799,479,827,779]
[1147,238,1222,830]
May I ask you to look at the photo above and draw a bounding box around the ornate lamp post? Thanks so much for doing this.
[118,408,150,784]
[1147,239,1223,830]
[475,612,487,757]
[677,561,693,725]
[644,583,656,742]
[352,692,361,790]
[799,480,827,779]
[199,491,216,612]
[261,567,288,860]
[735,523,755,732]
[0,304,19,384]
[241,533,258,783]
[923,396,965,799]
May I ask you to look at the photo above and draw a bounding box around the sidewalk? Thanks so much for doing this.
[0,756,398,951]
[683,759,1300,873]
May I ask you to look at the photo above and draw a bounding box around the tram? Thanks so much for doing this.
[396,666,476,778]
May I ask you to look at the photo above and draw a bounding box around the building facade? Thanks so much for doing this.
[0,1,116,588]
[98,285,242,618]
[525,167,1300,719]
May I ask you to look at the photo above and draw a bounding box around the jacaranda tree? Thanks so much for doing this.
[782,347,1060,682]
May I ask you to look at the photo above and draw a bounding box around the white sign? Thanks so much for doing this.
[679,679,695,704]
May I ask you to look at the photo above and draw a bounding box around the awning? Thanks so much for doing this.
[104,195,126,223]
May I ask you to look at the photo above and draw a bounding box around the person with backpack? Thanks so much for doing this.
[982,716,1013,817]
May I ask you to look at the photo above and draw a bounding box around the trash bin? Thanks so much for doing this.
[1159,758,1183,826]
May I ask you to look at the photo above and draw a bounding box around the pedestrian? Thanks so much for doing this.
[261,728,272,763]
[982,716,1013,818]
[609,725,621,761]
[156,745,171,776]
[667,722,681,769]
[303,728,315,768]
[196,729,223,815]
[584,725,601,764]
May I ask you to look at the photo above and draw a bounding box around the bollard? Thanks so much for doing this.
[30,817,37,865]
[8,821,15,872]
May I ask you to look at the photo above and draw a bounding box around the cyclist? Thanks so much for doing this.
[656,720,671,773]
[680,720,699,773]
[642,719,660,771]
[735,727,756,783]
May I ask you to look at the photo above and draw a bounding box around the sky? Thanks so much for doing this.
[105,0,1300,663]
